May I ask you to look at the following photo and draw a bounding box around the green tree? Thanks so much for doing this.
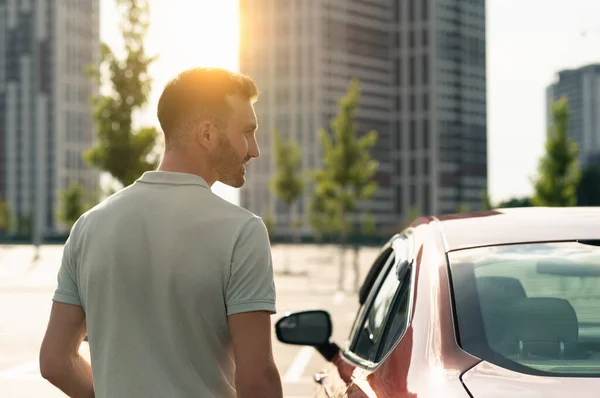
[532,97,580,206]
[408,205,420,224]
[0,197,12,233]
[261,207,276,241]
[269,128,304,237]
[350,211,377,292]
[577,164,600,206]
[456,203,470,213]
[482,190,493,210]
[497,197,533,208]
[311,78,379,291]
[360,212,376,238]
[290,216,303,243]
[58,183,92,229]
[16,213,32,237]
[85,0,160,189]
[308,177,339,243]
[269,128,304,274]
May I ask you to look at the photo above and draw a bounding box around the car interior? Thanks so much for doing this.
[474,271,600,374]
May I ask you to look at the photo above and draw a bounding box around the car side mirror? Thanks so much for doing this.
[275,310,332,346]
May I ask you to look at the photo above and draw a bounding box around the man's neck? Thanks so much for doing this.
[158,153,216,186]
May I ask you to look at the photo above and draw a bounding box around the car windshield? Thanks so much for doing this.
[449,240,600,377]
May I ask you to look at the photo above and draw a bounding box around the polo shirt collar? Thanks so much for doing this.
[137,171,210,189]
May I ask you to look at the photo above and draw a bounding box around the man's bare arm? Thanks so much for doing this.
[228,311,283,398]
[39,302,94,398]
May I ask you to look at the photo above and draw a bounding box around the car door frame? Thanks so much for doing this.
[341,229,417,370]
[313,234,405,398]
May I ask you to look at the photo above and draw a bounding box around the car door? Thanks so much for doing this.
[353,236,418,397]
[314,232,415,397]
[312,240,396,398]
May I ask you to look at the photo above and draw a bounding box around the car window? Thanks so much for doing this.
[347,251,396,351]
[359,245,395,305]
[347,241,397,348]
[449,241,600,377]
[376,258,414,361]
[351,259,401,361]
[347,236,413,364]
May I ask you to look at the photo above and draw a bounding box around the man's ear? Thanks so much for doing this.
[195,120,216,149]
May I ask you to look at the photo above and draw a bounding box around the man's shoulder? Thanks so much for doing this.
[68,186,135,231]
[72,185,265,240]
[205,196,272,247]
[208,192,262,225]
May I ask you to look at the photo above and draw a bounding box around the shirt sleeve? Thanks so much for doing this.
[226,216,276,316]
[52,234,82,306]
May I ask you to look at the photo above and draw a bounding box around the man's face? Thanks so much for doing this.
[210,95,259,188]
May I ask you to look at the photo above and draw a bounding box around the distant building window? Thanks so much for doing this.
[396,121,402,150]
[410,120,417,150]
[422,54,429,85]
[423,119,430,149]
[396,186,403,214]
[423,184,430,214]
[409,56,416,86]
[396,94,402,111]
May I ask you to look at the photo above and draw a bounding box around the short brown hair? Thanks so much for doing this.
[157,67,259,147]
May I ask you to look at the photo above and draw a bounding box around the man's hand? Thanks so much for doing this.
[315,341,341,362]
[39,302,95,398]
[228,311,283,398]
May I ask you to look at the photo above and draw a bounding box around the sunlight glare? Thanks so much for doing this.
[150,0,239,72]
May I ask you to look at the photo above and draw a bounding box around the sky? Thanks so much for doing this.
[100,0,600,206]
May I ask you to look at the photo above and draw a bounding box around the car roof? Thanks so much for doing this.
[429,207,600,252]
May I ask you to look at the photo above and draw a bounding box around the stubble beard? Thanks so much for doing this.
[212,134,246,188]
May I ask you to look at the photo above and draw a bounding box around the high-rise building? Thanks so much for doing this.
[239,0,487,237]
[398,0,487,216]
[0,0,100,238]
[546,63,600,166]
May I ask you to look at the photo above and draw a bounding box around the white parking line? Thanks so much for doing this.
[333,291,345,304]
[0,360,39,380]
[283,346,314,383]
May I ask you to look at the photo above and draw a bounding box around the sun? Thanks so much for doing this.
[149,0,239,72]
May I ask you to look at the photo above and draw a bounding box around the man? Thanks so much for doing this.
[39,67,283,398]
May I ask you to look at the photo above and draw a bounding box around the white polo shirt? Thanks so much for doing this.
[53,171,276,398]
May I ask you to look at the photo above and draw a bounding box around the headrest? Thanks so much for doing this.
[476,276,527,303]
[500,297,578,343]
